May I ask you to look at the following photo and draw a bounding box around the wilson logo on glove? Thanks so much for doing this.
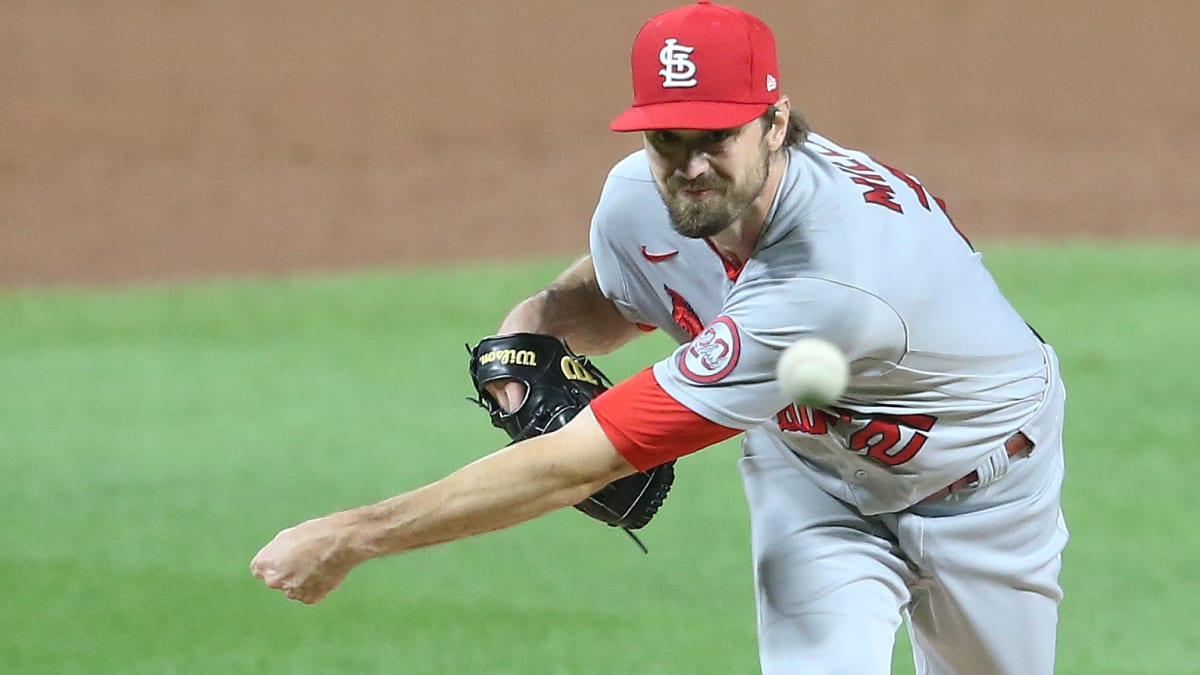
[560,356,601,386]
[478,348,537,366]
[467,333,675,552]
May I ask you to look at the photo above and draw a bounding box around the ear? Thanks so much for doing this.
[767,96,791,152]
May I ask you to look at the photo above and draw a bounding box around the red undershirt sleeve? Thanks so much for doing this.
[589,367,742,472]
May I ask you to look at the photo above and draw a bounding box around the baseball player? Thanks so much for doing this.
[252,2,1069,673]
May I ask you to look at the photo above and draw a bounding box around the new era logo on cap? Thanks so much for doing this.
[611,1,781,132]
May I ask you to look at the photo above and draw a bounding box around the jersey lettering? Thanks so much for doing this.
[813,142,904,213]
[774,405,937,468]
[877,160,972,248]
[775,403,829,435]
[814,140,973,248]
[880,162,931,211]
[848,418,928,466]
[850,176,903,214]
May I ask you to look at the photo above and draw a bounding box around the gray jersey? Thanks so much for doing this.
[590,133,1064,514]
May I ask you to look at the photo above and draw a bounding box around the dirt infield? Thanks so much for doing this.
[2,1,1196,287]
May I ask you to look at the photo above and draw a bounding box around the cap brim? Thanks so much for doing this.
[609,101,770,132]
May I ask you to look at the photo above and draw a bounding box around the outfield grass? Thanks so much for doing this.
[1,242,1196,674]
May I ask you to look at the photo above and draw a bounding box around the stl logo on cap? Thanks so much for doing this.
[609,1,780,132]
[658,38,698,88]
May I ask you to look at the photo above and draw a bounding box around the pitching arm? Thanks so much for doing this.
[250,408,634,605]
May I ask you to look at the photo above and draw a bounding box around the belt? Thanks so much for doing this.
[919,431,1032,503]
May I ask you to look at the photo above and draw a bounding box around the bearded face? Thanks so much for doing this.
[662,146,770,239]
[646,126,773,239]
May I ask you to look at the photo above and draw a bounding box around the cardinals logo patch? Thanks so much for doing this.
[679,316,741,384]
[665,286,704,338]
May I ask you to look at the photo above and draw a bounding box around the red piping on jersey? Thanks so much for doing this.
[703,238,744,282]
[590,368,741,472]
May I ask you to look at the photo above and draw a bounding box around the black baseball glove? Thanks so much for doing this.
[467,333,674,547]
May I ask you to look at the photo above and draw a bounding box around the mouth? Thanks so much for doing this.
[680,188,718,200]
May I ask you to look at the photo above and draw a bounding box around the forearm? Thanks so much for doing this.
[498,255,642,355]
[342,411,632,560]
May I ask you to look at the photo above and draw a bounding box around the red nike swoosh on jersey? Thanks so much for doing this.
[640,245,679,262]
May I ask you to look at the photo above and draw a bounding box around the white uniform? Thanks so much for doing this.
[590,133,1069,674]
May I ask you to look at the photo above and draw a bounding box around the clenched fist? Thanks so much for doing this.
[250,513,364,605]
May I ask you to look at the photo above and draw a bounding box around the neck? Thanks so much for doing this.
[705,149,792,260]
[708,150,789,261]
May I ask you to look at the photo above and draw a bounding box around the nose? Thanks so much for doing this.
[677,151,711,181]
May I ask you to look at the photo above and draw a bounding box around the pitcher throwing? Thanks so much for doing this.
[252,3,1069,673]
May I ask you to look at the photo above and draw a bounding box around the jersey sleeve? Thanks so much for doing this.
[589,367,742,471]
[653,276,907,429]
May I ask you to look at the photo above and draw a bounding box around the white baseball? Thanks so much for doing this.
[775,338,849,407]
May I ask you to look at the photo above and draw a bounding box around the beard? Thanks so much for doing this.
[660,148,771,239]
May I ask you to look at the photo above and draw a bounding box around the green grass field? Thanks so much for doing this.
[2,242,1197,674]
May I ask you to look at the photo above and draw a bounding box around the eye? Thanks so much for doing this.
[707,130,733,144]
[650,131,681,146]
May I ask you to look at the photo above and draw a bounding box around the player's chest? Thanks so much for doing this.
[626,240,745,344]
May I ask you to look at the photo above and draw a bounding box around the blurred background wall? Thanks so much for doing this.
[2,0,1196,286]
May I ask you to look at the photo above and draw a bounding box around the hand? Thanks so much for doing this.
[250,514,362,605]
[485,380,528,413]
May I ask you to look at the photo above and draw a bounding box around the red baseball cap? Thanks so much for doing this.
[610,0,780,132]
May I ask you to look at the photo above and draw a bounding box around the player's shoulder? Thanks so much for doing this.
[599,150,658,207]
[606,149,654,183]
[795,132,884,188]
[804,131,854,152]
[726,272,908,365]
[801,132,873,162]
[592,150,662,235]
